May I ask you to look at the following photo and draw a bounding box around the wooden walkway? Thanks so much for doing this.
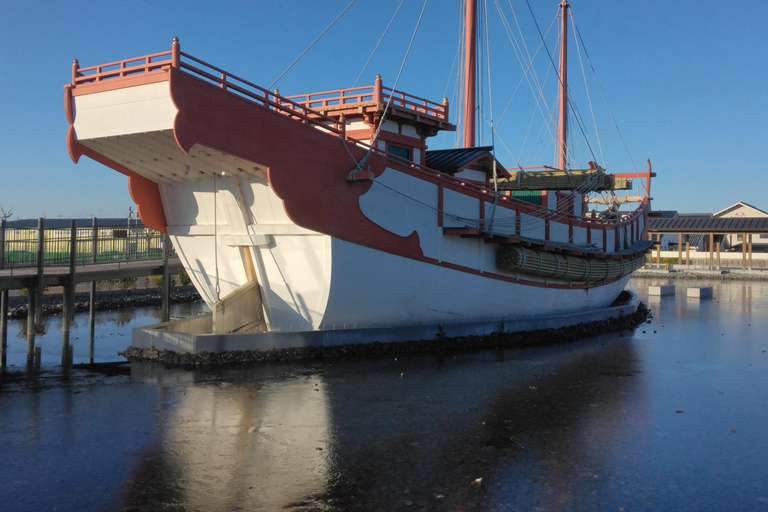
[1,255,184,371]
[0,257,184,291]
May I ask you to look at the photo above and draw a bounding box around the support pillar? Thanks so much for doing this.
[35,218,44,324]
[26,290,36,372]
[61,220,76,368]
[748,234,753,270]
[677,232,682,265]
[1,289,7,371]
[0,219,6,370]
[685,239,690,266]
[89,218,98,364]
[716,241,721,269]
[709,232,714,270]
[161,234,171,322]
[742,233,747,269]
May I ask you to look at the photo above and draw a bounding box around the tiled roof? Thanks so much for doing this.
[648,216,768,233]
[425,146,494,172]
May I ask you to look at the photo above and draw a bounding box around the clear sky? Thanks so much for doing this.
[0,0,766,220]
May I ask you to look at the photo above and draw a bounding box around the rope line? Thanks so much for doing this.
[268,0,357,90]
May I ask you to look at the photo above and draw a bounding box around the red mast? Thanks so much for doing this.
[462,0,477,148]
[556,1,569,170]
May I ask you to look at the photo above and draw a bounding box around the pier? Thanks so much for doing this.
[0,218,183,370]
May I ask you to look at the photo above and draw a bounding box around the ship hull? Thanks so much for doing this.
[65,46,650,339]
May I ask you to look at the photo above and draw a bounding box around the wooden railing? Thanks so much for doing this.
[0,219,170,270]
[71,38,346,137]
[284,75,450,122]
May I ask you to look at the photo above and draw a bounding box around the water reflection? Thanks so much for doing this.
[2,279,767,511]
[117,336,644,511]
[4,303,209,367]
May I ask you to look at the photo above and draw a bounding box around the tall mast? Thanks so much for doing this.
[462,0,477,148]
[557,1,569,170]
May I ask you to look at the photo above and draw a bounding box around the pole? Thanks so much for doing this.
[557,1,569,171]
[0,219,5,370]
[35,217,44,324]
[1,289,7,371]
[26,287,36,372]
[0,219,5,271]
[462,0,476,148]
[61,220,76,368]
[161,234,171,322]
[89,218,98,363]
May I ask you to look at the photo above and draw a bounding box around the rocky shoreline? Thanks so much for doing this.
[119,301,651,366]
[4,286,203,320]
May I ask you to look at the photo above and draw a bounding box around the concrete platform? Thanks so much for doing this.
[687,286,713,299]
[131,292,641,354]
[648,285,675,296]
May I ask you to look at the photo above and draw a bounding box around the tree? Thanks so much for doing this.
[0,204,12,222]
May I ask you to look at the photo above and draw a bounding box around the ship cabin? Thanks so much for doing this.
[284,75,456,171]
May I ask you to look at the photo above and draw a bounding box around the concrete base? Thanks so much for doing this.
[687,286,713,299]
[131,292,641,355]
[648,285,675,296]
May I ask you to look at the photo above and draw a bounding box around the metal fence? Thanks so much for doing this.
[0,219,170,270]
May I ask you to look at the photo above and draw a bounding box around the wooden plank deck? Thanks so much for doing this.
[0,257,184,292]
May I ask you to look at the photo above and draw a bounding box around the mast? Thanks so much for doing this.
[556,0,569,170]
[462,0,477,148]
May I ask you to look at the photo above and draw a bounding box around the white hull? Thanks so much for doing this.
[164,170,631,332]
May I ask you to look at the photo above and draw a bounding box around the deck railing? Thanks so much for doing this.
[0,219,170,270]
[284,75,450,122]
[71,39,351,138]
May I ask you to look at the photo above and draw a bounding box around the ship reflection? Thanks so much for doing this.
[119,337,645,511]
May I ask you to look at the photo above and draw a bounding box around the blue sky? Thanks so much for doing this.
[0,0,766,220]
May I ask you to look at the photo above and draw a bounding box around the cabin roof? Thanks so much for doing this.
[425,147,510,178]
[648,216,768,233]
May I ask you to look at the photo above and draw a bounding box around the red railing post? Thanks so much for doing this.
[71,59,79,84]
[171,37,180,68]
[373,74,383,105]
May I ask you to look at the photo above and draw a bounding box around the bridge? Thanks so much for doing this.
[0,218,185,370]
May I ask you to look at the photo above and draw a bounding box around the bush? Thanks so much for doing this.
[117,277,137,290]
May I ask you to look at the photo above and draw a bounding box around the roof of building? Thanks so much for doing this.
[425,146,509,178]
[648,216,768,233]
[713,201,768,218]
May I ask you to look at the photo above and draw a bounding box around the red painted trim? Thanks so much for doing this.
[443,227,481,236]
[587,226,592,244]
[377,130,427,149]
[545,219,550,241]
[614,223,620,250]
[168,69,423,260]
[69,71,170,96]
[437,179,444,227]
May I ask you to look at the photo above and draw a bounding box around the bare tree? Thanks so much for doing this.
[0,204,12,222]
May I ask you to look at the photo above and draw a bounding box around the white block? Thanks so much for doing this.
[648,285,675,296]
[687,287,713,298]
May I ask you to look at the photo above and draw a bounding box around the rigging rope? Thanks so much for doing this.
[347,0,429,177]
[573,21,643,190]
[268,0,358,90]
[353,0,405,87]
